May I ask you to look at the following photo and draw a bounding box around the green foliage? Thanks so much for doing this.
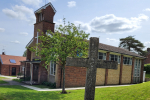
[1,82,150,99]
[42,81,56,88]
[13,79,24,83]
[28,18,90,69]
[144,65,150,74]
[22,50,27,57]
[146,74,150,78]
[119,36,145,56]
[0,80,8,84]
[17,72,22,76]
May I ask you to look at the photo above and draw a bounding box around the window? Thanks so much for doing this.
[123,57,132,65]
[22,66,24,71]
[109,54,121,63]
[50,61,56,75]
[9,59,16,63]
[98,52,106,60]
[77,49,83,57]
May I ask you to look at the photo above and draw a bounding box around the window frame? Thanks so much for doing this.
[123,57,132,65]
[50,61,56,76]
[98,52,106,60]
[109,54,121,64]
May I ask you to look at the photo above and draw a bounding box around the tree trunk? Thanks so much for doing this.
[62,65,67,93]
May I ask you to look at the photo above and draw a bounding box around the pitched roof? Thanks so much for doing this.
[34,2,56,14]
[99,43,145,58]
[0,55,26,65]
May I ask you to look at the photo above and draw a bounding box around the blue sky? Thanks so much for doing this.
[1,0,150,56]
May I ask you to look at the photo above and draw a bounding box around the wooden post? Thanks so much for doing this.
[105,52,110,85]
[119,55,123,85]
[131,57,135,83]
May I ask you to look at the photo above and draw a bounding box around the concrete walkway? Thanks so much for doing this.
[0,75,24,85]
[22,84,135,91]
[0,75,18,79]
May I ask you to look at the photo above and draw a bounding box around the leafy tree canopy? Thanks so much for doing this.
[119,36,145,56]
[28,19,90,93]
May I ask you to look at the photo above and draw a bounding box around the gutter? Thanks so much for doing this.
[99,49,146,59]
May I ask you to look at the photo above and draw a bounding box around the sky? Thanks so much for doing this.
[1,0,150,56]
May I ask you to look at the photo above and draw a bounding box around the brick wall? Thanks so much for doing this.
[56,65,86,88]
[0,62,1,74]
[107,64,120,85]
[121,65,132,84]
[96,68,105,85]
[38,61,48,83]
[1,65,20,76]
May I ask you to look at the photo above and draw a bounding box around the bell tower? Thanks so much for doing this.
[34,2,56,40]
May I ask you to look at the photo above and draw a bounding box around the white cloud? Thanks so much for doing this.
[19,32,28,36]
[68,1,76,7]
[0,28,5,32]
[106,38,119,42]
[144,41,150,49]
[22,0,55,7]
[73,14,149,34]
[22,0,42,7]
[144,8,150,11]
[2,5,35,25]
[11,40,20,44]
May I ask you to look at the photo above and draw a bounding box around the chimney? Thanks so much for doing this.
[2,52,5,55]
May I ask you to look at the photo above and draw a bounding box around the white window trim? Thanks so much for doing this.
[109,54,121,64]
[98,52,106,60]
[50,61,55,76]
[123,57,132,65]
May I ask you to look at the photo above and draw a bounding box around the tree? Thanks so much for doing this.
[23,50,27,57]
[29,19,90,93]
[119,36,145,56]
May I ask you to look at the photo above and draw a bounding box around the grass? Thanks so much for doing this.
[12,79,24,83]
[0,80,8,84]
[0,82,150,100]
[0,77,8,79]
[9,76,17,77]
[146,73,150,78]
[0,77,8,84]
[32,85,52,89]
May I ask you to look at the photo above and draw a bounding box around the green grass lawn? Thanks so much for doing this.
[0,82,150,100]
[0,80,8,84]
[146,73,150,78]
[0,77,8,84]
[0,76,8,79]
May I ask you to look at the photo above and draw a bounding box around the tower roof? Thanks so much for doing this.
[34,2,56,14]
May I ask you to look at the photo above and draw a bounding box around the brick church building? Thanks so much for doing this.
[21,2,145,88]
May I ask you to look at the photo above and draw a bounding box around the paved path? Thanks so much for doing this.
[0,75,18,79]
[22,84,135,91]
[0,75,24,85]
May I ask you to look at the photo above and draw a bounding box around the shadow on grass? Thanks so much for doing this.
[0,85,66,100]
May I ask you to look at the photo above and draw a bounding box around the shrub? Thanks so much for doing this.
[42,82,56,88]
[144,65,150,74]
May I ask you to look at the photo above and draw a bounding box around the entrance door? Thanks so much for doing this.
[33,64,39,81]
[133,59,141,83]
[12,67,16,75]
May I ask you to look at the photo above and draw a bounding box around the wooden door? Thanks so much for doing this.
[12,67,16,75]
[33,64,39,81]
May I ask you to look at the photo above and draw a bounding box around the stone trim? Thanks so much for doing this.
[119,55,123,84]
[104,52,110,85]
